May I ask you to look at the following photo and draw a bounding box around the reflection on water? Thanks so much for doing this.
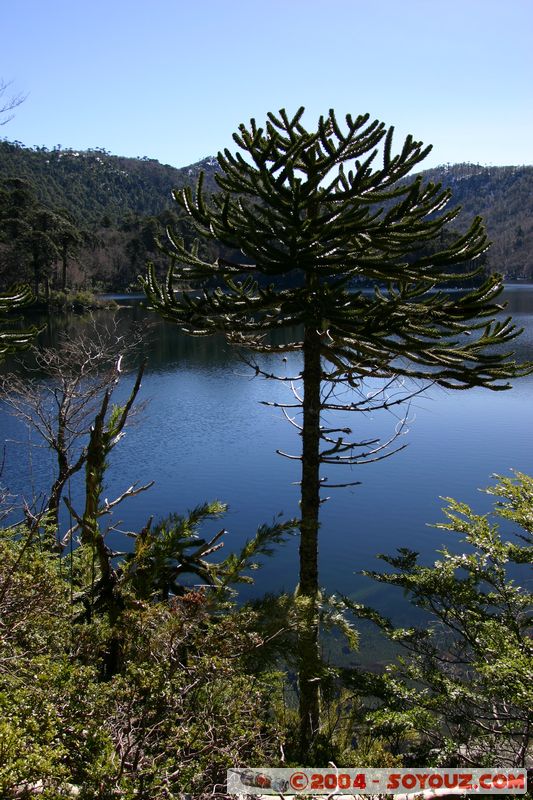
[1,288,532,639]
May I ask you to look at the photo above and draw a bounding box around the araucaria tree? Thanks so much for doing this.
[144,108,529,754]
[0,284,36,360]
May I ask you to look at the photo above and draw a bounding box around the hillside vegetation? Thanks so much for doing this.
[0,139,532,291]
[417,162,533,279]
[0,141,223,291]
[0,140,220,221]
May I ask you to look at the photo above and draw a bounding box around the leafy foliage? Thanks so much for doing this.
[346,472,533,768]
[0,527,284,798]
[1,376,532,790]
[122,502,228,601]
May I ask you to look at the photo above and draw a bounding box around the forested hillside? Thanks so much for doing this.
[0,140,220,221]
[0,139,532,292]
[416,162,533,279]
[0,141,222,291]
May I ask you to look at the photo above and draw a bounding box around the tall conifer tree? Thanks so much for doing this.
[143,108,530,754]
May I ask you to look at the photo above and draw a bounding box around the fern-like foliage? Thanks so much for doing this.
[345,472,533,767]
[0,285,37,360]
[123,506,296,602]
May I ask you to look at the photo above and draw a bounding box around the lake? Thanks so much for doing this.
[1,286,532,642]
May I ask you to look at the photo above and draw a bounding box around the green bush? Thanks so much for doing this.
[346,472,533,770]
[0,529,286,798]
[47,290,118,312]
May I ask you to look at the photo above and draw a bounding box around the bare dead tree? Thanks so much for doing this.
[0,318,146,540]
[0,79,27,126]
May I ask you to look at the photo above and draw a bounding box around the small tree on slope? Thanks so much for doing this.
[348,472,533,769]
[143,107,530,755]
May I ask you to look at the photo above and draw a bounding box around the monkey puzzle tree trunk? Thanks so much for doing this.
[143,106,532,758]
[298,322,322,755]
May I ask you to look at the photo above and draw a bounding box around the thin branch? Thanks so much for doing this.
[276,449,302,461]
[61,481,154,547]
[101,481,155,515]
[321,442,408,464]
[281,406,303,431]
[320,479,362,489]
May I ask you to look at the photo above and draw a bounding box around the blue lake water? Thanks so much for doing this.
[1,286,532,639]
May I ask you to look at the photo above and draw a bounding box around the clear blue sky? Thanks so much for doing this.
[2,0,532,170]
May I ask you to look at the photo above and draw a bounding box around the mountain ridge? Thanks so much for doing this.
[1,139,532,289]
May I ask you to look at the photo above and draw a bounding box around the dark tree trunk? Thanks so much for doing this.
[300,325,321,593]
[61,243,68,292]
[47,455,86,548]
[32,255,41,298]
[80,366,144,676]
[46,410,83,544]
[47,435,68,533]
[81,390,109,555]
[47,475,65,532]
[298,322,322,757]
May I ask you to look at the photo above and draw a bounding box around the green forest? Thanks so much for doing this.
[1,137,533,298]
[0,107,531,800]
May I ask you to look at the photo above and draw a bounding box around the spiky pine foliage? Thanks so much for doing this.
[123,502,228,602]
[0,284,36,360]
[144,107,531,755]
[122,505,296,603]
[144,107,527,389]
